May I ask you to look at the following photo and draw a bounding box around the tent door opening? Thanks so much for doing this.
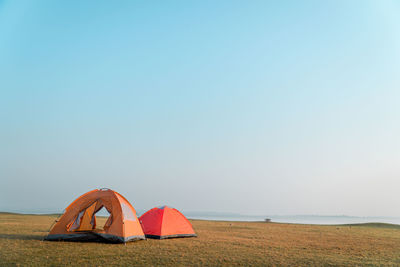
[93,207,112,231]
[67,201,112,232]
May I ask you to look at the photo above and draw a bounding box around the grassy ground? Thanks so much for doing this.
[0,213,399,266]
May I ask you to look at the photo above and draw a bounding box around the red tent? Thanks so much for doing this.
[139,206,196,239]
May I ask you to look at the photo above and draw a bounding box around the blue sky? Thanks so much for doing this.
[1,0,400,216]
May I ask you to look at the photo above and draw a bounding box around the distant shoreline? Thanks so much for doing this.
[2,211,400,225]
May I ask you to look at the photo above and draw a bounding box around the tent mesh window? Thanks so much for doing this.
[121,202,136,221]
[68,210,85,231]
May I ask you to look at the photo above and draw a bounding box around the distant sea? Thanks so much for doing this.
[184,213,400,225]
[3,209,400,225]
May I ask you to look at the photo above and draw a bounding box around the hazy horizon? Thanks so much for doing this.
[1,0,400,218]
[2,207,400,226]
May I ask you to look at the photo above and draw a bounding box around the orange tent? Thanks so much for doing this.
[45,189,145,243]
[139,206,196,239]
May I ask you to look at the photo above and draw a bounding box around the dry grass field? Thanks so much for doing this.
[0,213,399,266]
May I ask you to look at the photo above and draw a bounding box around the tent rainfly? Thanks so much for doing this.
[139,206,196,239]
[45,188,145,243]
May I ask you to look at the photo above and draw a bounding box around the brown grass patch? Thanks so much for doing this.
[0,214,399,266]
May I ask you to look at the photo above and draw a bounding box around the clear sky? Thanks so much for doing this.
[1,0,400,216]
